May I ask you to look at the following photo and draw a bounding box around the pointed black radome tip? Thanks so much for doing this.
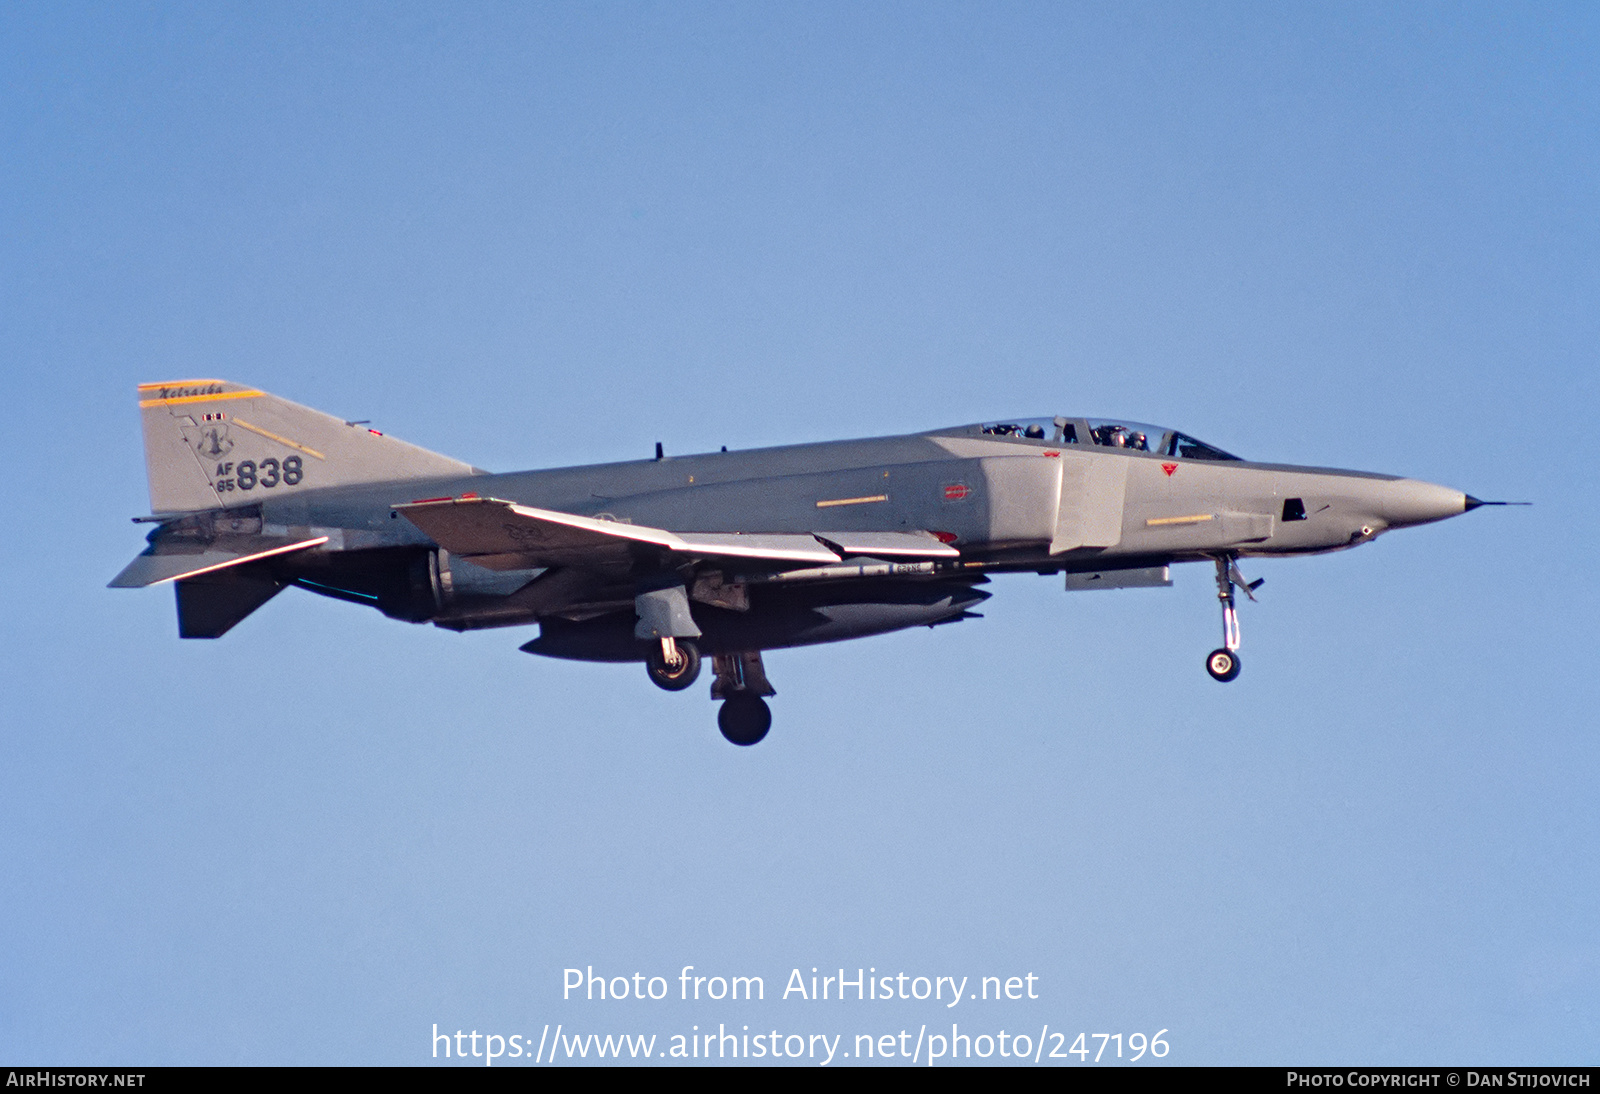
[1464,496,1531,511]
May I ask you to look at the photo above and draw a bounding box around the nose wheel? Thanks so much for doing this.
[1206,648,1241,682]
[1206,555,1259,684]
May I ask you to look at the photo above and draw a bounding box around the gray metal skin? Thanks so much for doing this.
[115,384,1480,741]
[230,425,1467,600]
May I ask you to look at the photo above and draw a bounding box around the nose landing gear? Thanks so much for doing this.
[1205,555,1260,683]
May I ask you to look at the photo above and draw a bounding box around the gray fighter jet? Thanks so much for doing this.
[114,380,1500,745]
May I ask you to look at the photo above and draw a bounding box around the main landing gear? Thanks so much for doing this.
[643,641,777,745]
[1205,554,1261,683]
[718,694,772,746]
[646,636,701,691]
[711,651,776,746]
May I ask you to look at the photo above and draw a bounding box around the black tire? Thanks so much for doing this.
[1205,648,1241,682]
[717,694,772,746]
[645,639,701,691]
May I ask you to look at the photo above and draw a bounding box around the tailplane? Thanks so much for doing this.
[137,379,480,514]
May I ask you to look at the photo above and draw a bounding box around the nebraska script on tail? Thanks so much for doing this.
[114,380,1506,745]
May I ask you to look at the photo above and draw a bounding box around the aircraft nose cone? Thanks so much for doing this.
[1377,479,1469,528]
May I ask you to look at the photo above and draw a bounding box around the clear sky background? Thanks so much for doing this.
[2,1,1595,1066]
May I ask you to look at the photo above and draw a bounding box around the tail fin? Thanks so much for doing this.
[138,380,480,514]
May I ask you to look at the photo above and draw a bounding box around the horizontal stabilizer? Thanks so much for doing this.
[108,537,329,588]
[177,567,285,638]
[394,496,842,568]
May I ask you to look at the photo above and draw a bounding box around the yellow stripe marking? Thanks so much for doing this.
[232,418,326,460]
[815,494,888,509]
[1146,513,1214,527]
[139,389,264,408]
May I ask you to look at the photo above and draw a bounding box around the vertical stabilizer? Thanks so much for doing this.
[137,380,479,514]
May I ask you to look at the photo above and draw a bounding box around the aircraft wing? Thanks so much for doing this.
[394,496,841,569]
[393,496,958,570]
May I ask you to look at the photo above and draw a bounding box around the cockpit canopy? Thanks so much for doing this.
[975,417,1240,461]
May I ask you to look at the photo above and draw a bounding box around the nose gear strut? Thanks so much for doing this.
[1206,554,1262,682]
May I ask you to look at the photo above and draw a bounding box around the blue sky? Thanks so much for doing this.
[2,1,1595,1065]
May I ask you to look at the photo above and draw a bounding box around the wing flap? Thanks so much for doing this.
[673,533,842,563]
[812,530,960,558]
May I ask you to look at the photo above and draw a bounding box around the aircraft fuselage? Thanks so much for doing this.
[118,383,1485,743]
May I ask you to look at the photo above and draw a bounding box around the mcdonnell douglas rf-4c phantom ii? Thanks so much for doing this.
[115,380,1502,745]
